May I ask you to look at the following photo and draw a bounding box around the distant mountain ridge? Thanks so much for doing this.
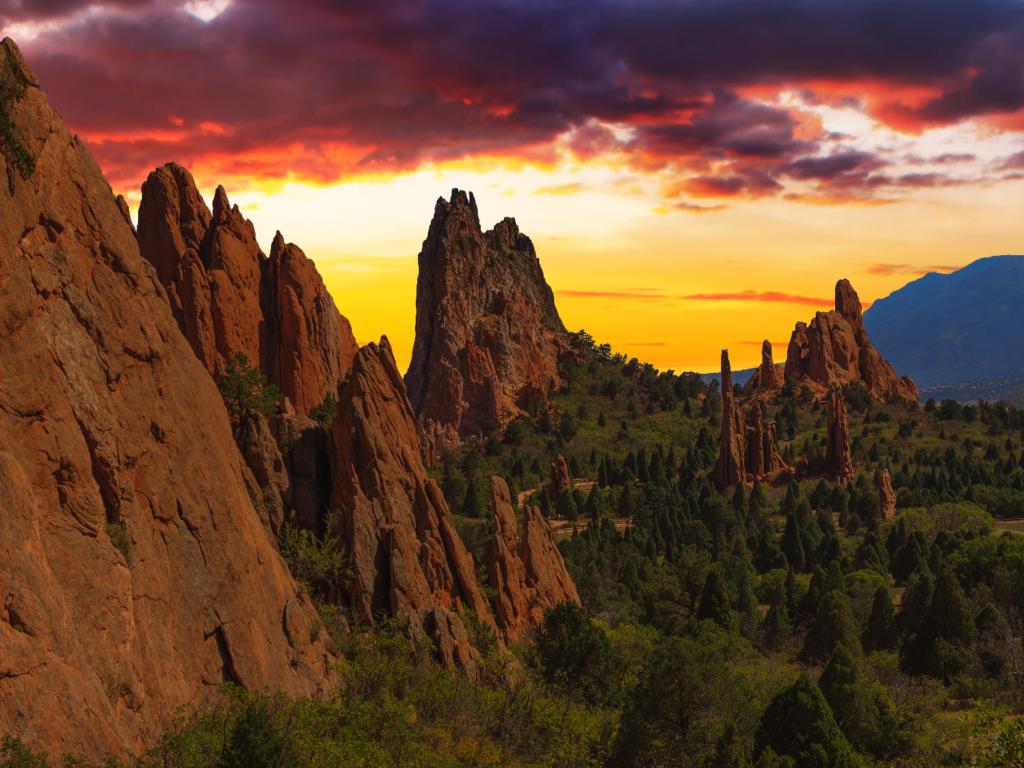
[863,255,1024,392]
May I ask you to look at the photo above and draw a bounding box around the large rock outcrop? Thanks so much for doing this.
[137,166,356,413]
[784,280,918,404]
[483,477,580,641]
[330,338,496,667]
[713,350,746,489]
[826,387,855,482]
[405,190,568,461]
[0,38,330,759]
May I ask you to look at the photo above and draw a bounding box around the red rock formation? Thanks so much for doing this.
[483,477,579,641]
[137,167,356,413]
[0,39,330,759]
[405,190,568,461]
[745,401,786,480]
[876,467,897,520]
[750,339,783,391]
[263,232,356,413]
[713,350,746,489]
[331,337,496,667]
[234,412,291,533]
[826,387,855,482]
[784,280,918,404]
[547,454,573,500]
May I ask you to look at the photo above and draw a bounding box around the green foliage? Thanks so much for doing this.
[754,674,861,768]
[0,737,49,768]
[217,353,281,419]
[697,566,735,630]
[534,603,616,706]
[277,516,349,602]
[219,697,302,768]
[801,590,861,663]
[0,58,36,179]
[818,644,912,759]
[308,392,336,428]
[105,521,131,558]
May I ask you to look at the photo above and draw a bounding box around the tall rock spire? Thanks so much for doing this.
[826,387,855,481]
[405,189,568,462]
[713,350,746,488]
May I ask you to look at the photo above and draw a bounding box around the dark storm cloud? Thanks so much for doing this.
[6,0,1023,192]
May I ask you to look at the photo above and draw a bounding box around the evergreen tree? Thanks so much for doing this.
[708,723,752,768]
[461,474,488,518]
[819,644,910,759]
[862,586,895,652]
[762,601,792,652]
[220,698,302,768]
[801,590,862,663]
[754,674,861,768]
[697,567,735,630]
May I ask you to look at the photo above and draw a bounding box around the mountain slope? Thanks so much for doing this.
[864,255,1024,389]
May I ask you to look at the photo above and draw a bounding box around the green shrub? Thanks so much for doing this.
[217,353,281,419]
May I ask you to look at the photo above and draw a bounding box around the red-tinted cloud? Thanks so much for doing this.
[681,290,831,306]
[865,262,963,277]
[3,0,1022,198]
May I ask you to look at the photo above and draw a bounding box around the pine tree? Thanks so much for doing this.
[708,723,752,768]
[697,567,735,630]
[754,674,861,768]
[862,586,895,652]
[762,601,792,652]
[461,474,488,518]
[801,590,862,663]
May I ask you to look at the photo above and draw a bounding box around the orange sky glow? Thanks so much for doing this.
[4,0,1023,373]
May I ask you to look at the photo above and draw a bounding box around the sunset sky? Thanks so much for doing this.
[3,0,1023,373]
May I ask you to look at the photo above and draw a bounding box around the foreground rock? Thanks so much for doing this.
[137,166,356,413]
[784,280,918,404]
[483,477,580,641]
[745,401,786,480]
[0,38,330,759]
[331,338,496,667]
[405,190,568,461]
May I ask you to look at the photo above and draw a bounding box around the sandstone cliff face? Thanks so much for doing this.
[137,167,356,413]
[483,477,579,641]
[876,467,897,520]
[330,338,495,667]
[0,39,330,759]
[713,350,746,488]
[405,190,568,461]
[826,387,855,482]
[784,280,918,404]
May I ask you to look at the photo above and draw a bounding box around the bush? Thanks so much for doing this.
[218,353,281,419]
